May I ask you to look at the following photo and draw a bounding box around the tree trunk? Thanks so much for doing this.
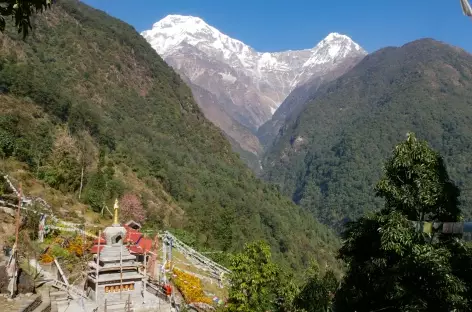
[78,166,84,200]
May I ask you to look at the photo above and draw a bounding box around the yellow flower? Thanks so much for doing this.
[172,268,213,304]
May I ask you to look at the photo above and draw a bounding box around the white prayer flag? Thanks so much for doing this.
[460,0,472,17]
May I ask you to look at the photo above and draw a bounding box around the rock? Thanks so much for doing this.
[25,292,33,297]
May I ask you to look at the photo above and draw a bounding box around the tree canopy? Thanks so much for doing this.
[119,193,146,223]
[294,262,338,312]
[226,242,340,312]
[334,132,472,312]
[227,241,280,312]
[0,0,55,38]
[375,132,461,222]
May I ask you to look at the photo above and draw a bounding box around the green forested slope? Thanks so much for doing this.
[262,39,472,229]
[0,0,340,271]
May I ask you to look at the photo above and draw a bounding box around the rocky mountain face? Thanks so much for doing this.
[141,15,367,159]
[257,54,365,148]
[179,74,263,172]
[261,39,472,229]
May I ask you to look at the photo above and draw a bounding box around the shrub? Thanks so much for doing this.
[172,268,213,305]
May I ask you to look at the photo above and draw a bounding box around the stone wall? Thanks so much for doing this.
[96,281,143,306]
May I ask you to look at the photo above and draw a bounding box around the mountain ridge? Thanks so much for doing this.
[262,38,472,228]
[142,15,367,163]
[257,53,365,148]
[142,14,366,114]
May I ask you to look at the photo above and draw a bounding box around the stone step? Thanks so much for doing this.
[56,301,71,309]
[54,298,69,304]
[50,293,69,301]
[94,299,135,312]
[96,304,134,312]
[104,307,133,312]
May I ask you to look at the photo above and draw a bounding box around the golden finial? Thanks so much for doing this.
[113,198,119,225]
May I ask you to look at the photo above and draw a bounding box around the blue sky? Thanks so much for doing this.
[82,0,472,53]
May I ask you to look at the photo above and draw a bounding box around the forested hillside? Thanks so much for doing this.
[180,76,263,174]
[257,55,364,148]
[0,0,340,272]
[262,39,472,229]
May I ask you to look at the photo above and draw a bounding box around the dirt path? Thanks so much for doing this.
[0,295,24,311]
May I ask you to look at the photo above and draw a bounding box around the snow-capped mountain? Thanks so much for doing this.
[141,14,366,156]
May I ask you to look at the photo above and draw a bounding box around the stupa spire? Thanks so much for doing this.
[113,198,120,226]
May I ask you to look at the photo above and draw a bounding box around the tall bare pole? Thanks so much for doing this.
[162,236,167,284]
[79,166,84,200]
[9,183,22,298]
[95,230,101,303]
[120,243,123,299]
[143,251,147,304]
[14,183,21,249]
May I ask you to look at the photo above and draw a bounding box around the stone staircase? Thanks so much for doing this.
[50,290,99,312]
[50,279,88,299]
[97,297,134,312]
[49,290,70,311]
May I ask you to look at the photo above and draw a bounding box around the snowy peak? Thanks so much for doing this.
[141,14,367,131]
[303,32,366,68]
[142,15,365,75]
[318,32,364,54]
[142,14,252,61]
[324,32,355,42]
[153,14,205,28]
